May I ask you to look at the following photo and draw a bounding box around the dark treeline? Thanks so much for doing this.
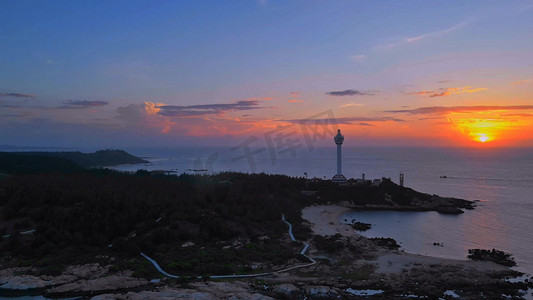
[0,150,148,174]
[0,153,84,174]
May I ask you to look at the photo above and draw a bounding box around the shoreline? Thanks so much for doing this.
[301,203,356,237]
[301,204,515,275]
[299,204,531,298]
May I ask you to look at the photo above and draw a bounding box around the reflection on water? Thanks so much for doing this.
[342,210,472,259]
[342,206,532,273]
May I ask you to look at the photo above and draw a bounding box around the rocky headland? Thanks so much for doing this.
[0,170,530,299]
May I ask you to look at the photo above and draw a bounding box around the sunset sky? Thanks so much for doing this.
[1,1,533,148]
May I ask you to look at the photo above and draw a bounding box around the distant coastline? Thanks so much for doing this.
[0,149,148,174]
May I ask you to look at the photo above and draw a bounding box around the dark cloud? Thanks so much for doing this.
[158,100,265,117]
[405,90,435,96]
[326,89,374,96]
[60,100,109,109]
[0,103,23,108]
[429,91,450,98]
[0,113,30,118]
[282,116,404,124]
[116,103,146,124]
[0,92,35,98]
[386,105,533,115]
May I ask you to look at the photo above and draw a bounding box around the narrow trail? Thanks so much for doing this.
[279,213,317,272]
[141,213,317,279]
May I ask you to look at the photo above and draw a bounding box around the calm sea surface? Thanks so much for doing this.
[112,146,533,275]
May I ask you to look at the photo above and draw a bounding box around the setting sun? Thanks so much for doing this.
[478,135,490,143]
[444,110,533,146]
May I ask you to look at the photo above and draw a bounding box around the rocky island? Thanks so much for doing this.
[0,155,531,299]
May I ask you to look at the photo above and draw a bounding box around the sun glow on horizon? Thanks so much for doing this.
[444,109,533,146]
[477,134,490,143]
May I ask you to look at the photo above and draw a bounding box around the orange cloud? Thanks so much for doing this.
[143,102,162,115]
[447,86,487,94]
[408,91,435,96]
[387,105,533,115]
[407,86,487,98]
[288,99,303,103]
[116,98,279,139]
[160,120,176,134]
[511,79,530,85]
[290,92,300,97]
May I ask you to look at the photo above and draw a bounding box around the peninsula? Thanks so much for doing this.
[0,159,530,299]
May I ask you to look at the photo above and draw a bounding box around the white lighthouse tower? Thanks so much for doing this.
[332,129,347,183]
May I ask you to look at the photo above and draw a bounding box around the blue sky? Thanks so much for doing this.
[1,0,533,148]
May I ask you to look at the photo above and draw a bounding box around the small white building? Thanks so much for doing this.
[371,179,382,187]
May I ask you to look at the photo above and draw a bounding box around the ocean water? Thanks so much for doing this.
[113,146,533,275]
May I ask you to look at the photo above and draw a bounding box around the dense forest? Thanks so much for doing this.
[0,152,84,174]
[0,169,313,276]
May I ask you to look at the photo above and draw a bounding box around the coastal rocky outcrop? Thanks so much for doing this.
[303,285,340,298]
[62,263,111,279]
[346,195,473,214]
[0,264,150,298]
[0,272,77,291]
[90,282,274,300]
[272,283,300,297]
[1,258,530,299]
[45,274,151,298]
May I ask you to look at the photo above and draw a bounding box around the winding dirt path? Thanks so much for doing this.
[141,213,317,279]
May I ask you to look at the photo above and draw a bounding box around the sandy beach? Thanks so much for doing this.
[301,204,355,237]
